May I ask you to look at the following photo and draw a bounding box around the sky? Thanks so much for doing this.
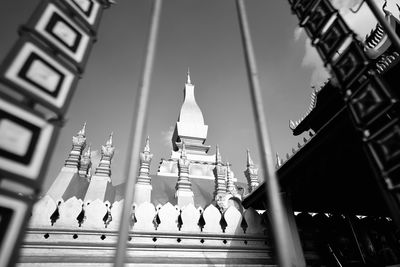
[0,0,398,193]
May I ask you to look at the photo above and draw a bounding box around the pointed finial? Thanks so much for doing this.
[186,67,191,84]
[216,144,222,163]
[246,149,254,167]
[78,122,86,136]
[144,136,150,152]
[106,132,113,146]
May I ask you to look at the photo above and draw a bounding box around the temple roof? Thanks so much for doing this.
[243,108,390,216]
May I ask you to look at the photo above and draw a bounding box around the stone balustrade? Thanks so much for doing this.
[29,195,267,236]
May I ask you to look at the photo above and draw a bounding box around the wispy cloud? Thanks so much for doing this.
[296,0,399,86]
[301,39,328,86]
[294,27,303,41]
[161,125,175,148]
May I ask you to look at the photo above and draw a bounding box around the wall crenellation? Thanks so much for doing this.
[29,195,267,236]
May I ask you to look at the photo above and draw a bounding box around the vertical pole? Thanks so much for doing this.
[113,1,162,266]
[364,0,400,53]
[345,215,366,264]
[235,1,305,266]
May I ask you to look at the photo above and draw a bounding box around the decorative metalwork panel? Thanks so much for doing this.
[302,0,335,39]
[348,77,394,127]
[0,190,31,267]
[292,0,315,22]
[330,38,368,88]
[0,1,113,266]
[314,16,351,63]
[24,0,95,71]
[62,0,104,32]
[368,119,400,173]
[0,94,59,187]
[0,36,79,114]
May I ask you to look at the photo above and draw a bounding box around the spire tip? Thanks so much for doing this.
[106,132,113,146]
[186,67,191,84]
[78,121,87,136]
[144,136,150,152]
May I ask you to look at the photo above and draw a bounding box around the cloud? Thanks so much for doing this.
[296,0,399,86]
[294,27,304,41]
[161,125,175,148]
[301,39,329,86]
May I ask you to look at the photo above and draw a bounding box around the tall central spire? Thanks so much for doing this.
[171,70,210,154]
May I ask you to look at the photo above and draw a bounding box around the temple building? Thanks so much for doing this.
[44,71,249,210]
[18,72,282,266]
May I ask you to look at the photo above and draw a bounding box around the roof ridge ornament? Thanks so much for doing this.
[382,0,390,16]
[275,153,282,168]
[289,85,321,133]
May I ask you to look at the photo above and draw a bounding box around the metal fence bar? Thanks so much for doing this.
[235,0,305,266]
[113,1,162,266]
